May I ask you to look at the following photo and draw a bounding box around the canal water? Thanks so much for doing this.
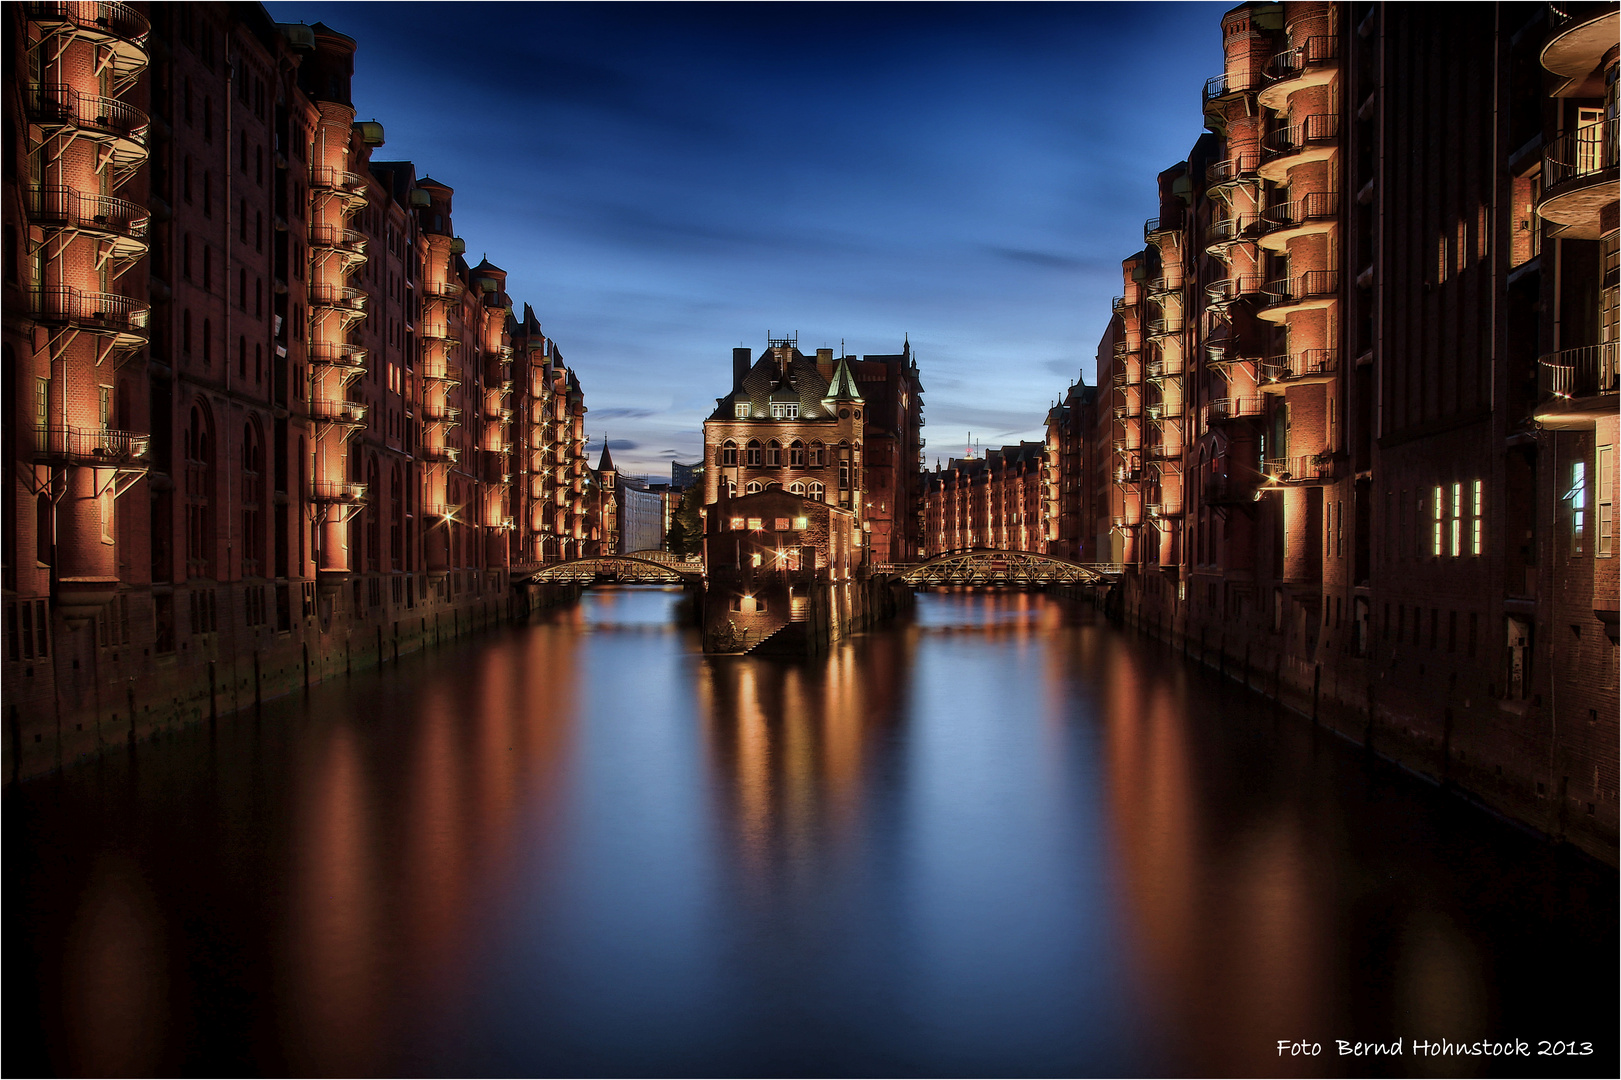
[5,588,1614,1077]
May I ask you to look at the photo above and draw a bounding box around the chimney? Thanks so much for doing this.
[733,347,751,389]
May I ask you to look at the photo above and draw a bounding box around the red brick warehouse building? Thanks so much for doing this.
[1051,1,1617,863]
[3,2,606,778]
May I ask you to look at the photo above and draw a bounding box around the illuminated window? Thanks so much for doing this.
[747,517,762,530]
[745,481,762,494]
[1431,485,1443,556]
[734,402,749,418]
[774,518,790,531]
[1471,479,1483,556]
[808,482,825,501]
[793,516,808,530]
[1600,447,1615,557]
[1567,463,1587,555]
[771,402,798,419]
[1449,482,1462,556]
[729,517,744,531]
[789,481,805,495]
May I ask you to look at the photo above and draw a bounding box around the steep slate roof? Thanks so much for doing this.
[714,347,837,421]
[822,357,864,404]
[596,441,615,472]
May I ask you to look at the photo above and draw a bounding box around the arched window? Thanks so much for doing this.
[808,441,825,467]
[390,463,404,567]
[789,440,805,467]
[725,480,737,497]
[746,480,763,494]
[746,439,762,466]
[766,440,781,466]
[808,481,825,502]
[789,481,806,495]
[720,440,737,466]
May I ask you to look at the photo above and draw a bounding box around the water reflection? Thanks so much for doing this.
[4,587,1614,1077]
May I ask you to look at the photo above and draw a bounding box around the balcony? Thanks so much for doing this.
[1114,465,1143,485]
[309,224,368,261]
[1147,314,1184,340]
[1111,295,1133,315]
[1260,348,1338,390]
[33,425,149,465]
[1205,274,1263,307]
[31,286,148,346]
[1144,440,1182,461]
[308,342,368,376]
[1144,215,1183,243]
[1535,342,1619,428]
[420,358,462,382]
[1207,152,1262,191]
[1202,69,1261,109]
[1113,400,1142,421]
[310,166,368,202]
[25,83,148,175]
[421,402,461,423]
[25,1,150,48]
[1259,269,1339,321]
[1263,455,1334,484]
[312,480,367,503]
[1259,113,1340,181]
[309,398,368,426]
[1541,4,1620,95]
[1257,35,1340,109]
[24,186,149,259]
[421,278,465,301]
[1537,123,1618,240]
[1112,366,1140,388]
[1205,212,1259,255]
[1259,190,1339,249]
[420,445,461,465]
[1145,501,1183,519]
[1202,397,1264,428]
[308,284,368,313]
[1147,355,1183,380]
[1110,515,1140,530]
[1147,276,1182,300]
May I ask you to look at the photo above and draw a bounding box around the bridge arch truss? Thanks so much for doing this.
[895,550,1121,587]
[518,555,703,585]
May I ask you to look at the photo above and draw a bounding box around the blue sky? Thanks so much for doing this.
[267,2,1228,480]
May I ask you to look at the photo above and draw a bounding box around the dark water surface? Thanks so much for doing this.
[6,588,1615,1077]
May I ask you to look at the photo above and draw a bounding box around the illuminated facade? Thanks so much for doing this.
[922,443,1046,557]
[3,3,599,777]
[1049,1,1617,862]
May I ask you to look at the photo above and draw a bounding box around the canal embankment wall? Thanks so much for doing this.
[5,580,583,785]
[1096,581,1617,868]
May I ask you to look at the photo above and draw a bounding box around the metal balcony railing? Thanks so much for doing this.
[420,359,462,382]
[1145,215,1184,242]
[24,185,148,239]
[1262,269,1340,307]
[311,480,367,502]
[308,342,368,370]
[34,424,149,464]
[309,398,367,425]
[1147,356,1184,380]
[308,224,367,253]
[1112,295,1129,314]
[31,286,149,335]
[420,445,461,464]
[421,279,464,301]
[421,402,461,422]
[1147,315,1184,337]
[25,1,150,44]
[1260,348,1339,384]
[1206,275,1263,305]
[308,284,368,311]
[309,166,367,194]
[1115,466,1142,485]
[1543,122,1618,191]
[1539,342,1619,399]
[1206,213,1258,246]
[1207,152,1262,185]
[1263,455,1334,483]
[1263,113,1340,160]
[1203,397,1265,425]
[25,83,149,144]
[1114,401,1142,420]
[1264,35,1339,83]
[1203,69,1262,105]
[1261,190,1339,232]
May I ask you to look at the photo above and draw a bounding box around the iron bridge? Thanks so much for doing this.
[517,555,704,585]
[888,550,1123,587]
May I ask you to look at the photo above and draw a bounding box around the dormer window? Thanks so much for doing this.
[734,402,750,418]
[771,402,798,419]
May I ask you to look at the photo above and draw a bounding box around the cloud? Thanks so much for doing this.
[985,245,1087,270]
[605,439,639,451]
[594,407,657,420]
